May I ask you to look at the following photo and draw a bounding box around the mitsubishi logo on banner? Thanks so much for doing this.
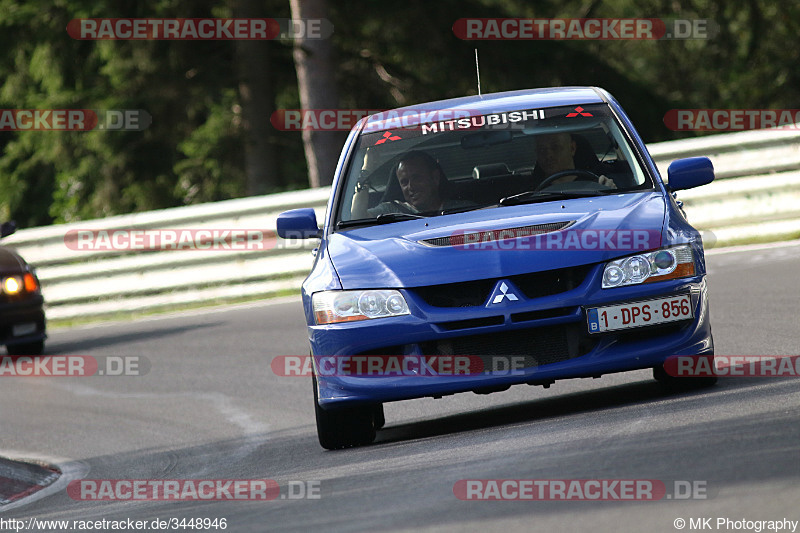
[374,131,402,145]
[489,281,522,305]
[566,106,593,117]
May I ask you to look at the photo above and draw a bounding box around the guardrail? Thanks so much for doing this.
[4,126,800,321]
[650,127,800,244]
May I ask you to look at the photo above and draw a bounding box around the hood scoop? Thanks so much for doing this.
[419,221,575,247]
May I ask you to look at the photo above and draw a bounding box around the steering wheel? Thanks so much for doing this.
[534,169,602,191]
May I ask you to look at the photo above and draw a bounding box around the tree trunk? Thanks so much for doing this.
[234,0,278,195]
[290,0,342,187]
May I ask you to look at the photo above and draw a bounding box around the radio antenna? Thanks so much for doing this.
[474,48,481,96]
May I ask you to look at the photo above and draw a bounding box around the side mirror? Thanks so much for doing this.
[1,220,16,238]
[277,208,320,239]
[667,157,715,191]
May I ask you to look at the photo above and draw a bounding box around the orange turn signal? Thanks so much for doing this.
[23,272,39,292]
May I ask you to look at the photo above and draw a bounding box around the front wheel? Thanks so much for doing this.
[313,375,379,450]
[653,360,718,389]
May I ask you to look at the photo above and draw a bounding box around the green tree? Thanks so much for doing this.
[2,0,799,226]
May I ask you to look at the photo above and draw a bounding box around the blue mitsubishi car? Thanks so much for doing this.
[278,87,716,449]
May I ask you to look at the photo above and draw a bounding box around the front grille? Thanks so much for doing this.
[420,221,574,247]
[420,323,595,369]
[411,265,593,308]
[509,265,593,299]
[413,279,496,307]
[510,306,575,323]
[437,316,504,331]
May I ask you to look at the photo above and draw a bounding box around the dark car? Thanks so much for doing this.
[1,221,46,356]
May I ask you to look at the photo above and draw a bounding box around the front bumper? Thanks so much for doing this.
[310,265,712,408]
[0,295,47,347]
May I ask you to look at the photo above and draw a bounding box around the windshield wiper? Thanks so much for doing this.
[439,204,492,216]
[337,212,427,229]
[375,212,427,222]
[499,189,616,206]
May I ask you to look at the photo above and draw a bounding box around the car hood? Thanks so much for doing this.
[328,192,666,289]
[0,245,27,273]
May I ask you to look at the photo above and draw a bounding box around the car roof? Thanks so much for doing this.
[363,86,609,131]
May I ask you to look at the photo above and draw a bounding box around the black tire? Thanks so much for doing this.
[313,374,377,450]
[373,404,385,430]
[5,340,44,356]
[653,362,718,389]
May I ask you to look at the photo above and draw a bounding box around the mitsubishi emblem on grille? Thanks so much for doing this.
[490,281,519,304]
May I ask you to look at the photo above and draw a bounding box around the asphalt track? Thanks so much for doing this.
[0,242,798,532]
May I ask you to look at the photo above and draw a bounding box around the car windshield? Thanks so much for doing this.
[335,103,653,228]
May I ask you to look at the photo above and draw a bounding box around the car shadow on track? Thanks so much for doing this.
[373,376,792,446]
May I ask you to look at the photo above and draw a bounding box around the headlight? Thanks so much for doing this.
[602,245,695,288]
[2,276,22,295]
[313,290,410,324]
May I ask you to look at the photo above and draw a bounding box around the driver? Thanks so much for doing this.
[534,133,617,189]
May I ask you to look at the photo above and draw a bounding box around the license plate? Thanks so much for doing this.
[12,323,37,337]
[586,295,693,333]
